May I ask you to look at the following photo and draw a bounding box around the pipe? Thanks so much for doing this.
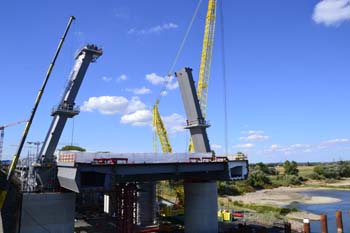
[336,210,343,233]
[320,213,328,233]
[303,218,310,233]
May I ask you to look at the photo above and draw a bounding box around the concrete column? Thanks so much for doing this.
[184,181,218,233]
[20,192,75,233]
[138,182,157,226]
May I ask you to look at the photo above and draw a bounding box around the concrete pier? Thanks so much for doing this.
[184,181,218,233]
[20,192,75,233]
[138,182,157,226]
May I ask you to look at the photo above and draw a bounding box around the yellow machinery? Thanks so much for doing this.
[153,0,217,153]
[152,104,172,153]
[189,0,217,152]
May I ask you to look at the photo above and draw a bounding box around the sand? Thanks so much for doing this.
[227,186,341,221]
[228,186,341,207]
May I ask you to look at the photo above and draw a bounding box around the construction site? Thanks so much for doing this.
[0,1,253,232]
[3,0,350,232]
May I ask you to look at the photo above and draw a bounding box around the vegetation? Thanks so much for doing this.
[283,160,299,176]
[218,160,350,196]
[309,161,350,180]
[60,145,86,152]
[231,200,297,216]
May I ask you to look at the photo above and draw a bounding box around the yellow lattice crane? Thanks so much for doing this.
[153,0,217,153]
[153,103,172,153]
[189,0,217,152]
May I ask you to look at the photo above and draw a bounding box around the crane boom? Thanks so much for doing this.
[152,0,216,153]
[152,105,172,153]
[189,0,217,152]
[0,16,75,209]
[0,119,27,161]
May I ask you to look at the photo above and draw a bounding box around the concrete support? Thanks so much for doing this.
[138,182,157,226]
[20,192,75,233]
[184,181,218,233]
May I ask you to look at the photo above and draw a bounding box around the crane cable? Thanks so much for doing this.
[219,0,228,156]
[154,0,203,105]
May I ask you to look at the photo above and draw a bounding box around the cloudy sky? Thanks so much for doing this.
[1,0,350,163]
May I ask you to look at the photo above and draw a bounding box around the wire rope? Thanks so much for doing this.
[219,0,228,155]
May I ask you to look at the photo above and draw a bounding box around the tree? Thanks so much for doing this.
[255,162,269,174]
[283,160,299,176]
[61,145,86,152]
[246,170,271,188]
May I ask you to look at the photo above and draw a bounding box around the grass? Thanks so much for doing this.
[218,198,297,216]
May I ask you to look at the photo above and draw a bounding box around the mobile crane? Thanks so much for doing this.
[153,0,217,153]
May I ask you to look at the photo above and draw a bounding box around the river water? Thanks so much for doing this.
[291,190,350,233]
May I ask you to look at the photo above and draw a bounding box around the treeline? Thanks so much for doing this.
[218,160,350,196]
[309,161,350,179]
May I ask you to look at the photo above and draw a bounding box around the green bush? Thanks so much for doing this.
[247,169,272,188]
[275,174,302,186]
[217,182,241,196]
[283,160,299,175]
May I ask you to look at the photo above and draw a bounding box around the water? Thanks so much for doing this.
[291,190,350,233]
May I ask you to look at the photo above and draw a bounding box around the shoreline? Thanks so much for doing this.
[226,186,342,221]
[228,186,341,206]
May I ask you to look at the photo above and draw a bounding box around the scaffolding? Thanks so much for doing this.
[112,183,138,233]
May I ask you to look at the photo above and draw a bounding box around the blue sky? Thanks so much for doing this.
[1,0,350,163]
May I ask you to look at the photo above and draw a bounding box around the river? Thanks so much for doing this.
[291,189,350,233]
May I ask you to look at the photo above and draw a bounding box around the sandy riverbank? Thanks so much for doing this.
[228,186,341,206]
[227,186,341,221]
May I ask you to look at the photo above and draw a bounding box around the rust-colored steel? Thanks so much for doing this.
[303,219,310,233]
[113,183,137,233]
[336,210,343,233]
[320,214,328,233]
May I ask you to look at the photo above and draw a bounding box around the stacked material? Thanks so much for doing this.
[58,151,212,164]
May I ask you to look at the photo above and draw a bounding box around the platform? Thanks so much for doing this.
[56,152,248,192]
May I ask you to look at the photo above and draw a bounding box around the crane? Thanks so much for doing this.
[152,104,172,153]
[0,119,27,162]
[153,0,217,153]
[188,0,217,152]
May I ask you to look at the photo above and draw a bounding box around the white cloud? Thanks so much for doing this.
[312,0,350,26]
[145,73,178,90]
[166,78,179,90]
[240,134,269,142]
[242,130,265,135]
[240,130,269,142]
[128,22,178,35]
[81,96,146,115]
[120,109,152,126]
[270,144,281,150]
[125,97,147,113]
[81,95,186,133]
[117,74,128,82]
[211,144,222,150]
[120,110,185,133]
[162,113,186,134]
[321,138,350,144]
[233,143,254,149]
[146,73,165,85]
[266,143,311,154]
[101,76,112,82]
[126,87,151,95]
